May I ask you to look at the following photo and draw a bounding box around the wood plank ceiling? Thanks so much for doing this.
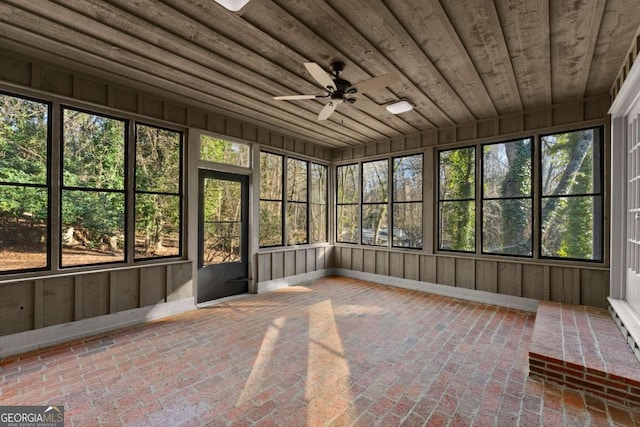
[0,0,638,148]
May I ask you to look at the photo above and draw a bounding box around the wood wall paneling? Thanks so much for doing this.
[42,276,74,328]
[364,249,376,274]
[390,252,404,278]
[404,253,420,281]
[140,265,167,307]
[352,248,363,272]
[82,272,110,319]
[375,250,389,276]
[0,281,34,335]
[522,264,545,300]
[295,249,306,275]
[455,258,475,289]
[420,255,437,283]
[475,260,498,293]
[436,257,455,286]
[114,269,140,312]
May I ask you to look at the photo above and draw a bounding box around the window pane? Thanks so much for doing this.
[541,196,602,260]
[287,158,307,202]
[200,135,249,167]
[260,152,282,199]
[136,124,181,193]
[61,190,125,266]
[362,204,388,246]
[541,128,600,196]
[63,109,125,190]
[259,201,282,247]
[439,147,475,200]
[439,201,475,252]
[394,154,423,202]
[311,163,327,204]
[310,203,327,243]
[393,202,422,249]
[483,139,532,198]
[287,202,308,245]
[135,194,180,259]
[363,160,388,203]
[0,94,48,185]
[337,164,358,204]
[0,186,47,271]
[483,199,532,256]
[337,205,358,243]
[311,163,327,243]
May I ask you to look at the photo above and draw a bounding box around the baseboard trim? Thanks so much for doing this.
[0,297,195,359]
[334,269,539,312]
[256,269,334,293]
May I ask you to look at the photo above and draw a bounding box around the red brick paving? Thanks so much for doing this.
[1,276,640,426]
[530,301,640,407]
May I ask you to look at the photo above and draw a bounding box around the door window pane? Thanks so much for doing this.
[202,178,242,265]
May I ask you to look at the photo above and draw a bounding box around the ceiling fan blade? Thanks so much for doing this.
[273,94,319,100]
[351,97,387,116]
[318,100,338,121]
[350,73,399,94]
[305,62,337,91]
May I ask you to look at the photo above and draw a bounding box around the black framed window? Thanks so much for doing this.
[540,126,603,261]
[259,152,283,247]
[482,138,533,256]
[61,108,126,267]
[362,160,388,246]
[438,146,476,252]
[287,157,308,245]
[392,154,423,249]
[336,164,359,243]
[0,93,50,273]
[134,124,183,260]
[310,163,327,243]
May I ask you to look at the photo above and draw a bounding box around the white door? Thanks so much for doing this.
[626,92,640,313]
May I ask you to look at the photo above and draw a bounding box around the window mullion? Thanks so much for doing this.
[126,120,135,264]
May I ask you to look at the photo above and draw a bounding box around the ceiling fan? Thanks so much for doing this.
[273,61,399,121]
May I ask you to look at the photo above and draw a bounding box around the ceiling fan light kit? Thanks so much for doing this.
[214,0,250,11]
[386,100,414,114]
[273,61,399,121]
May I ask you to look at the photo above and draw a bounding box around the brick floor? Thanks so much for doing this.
[1,276,640,426]
[530,301,640,407]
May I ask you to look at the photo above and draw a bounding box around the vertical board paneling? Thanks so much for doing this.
[140,266,167,307]
[316,247,326,270]
[475,260,498,293]
[307,248,316,272]
[0,281,34,336]
[550,266,577,303]
[295,249,306,275]
[580,269,608,307]
[82,272,110,319]
[498,262,520,296]
[42,277,75,327]
[455,258,475,289]
[284,251,296,278]
[364,249,376,273]
[404,253,419,280]
[437,257,455,286]
[271,252,284,280]
[376,251,389,276]
[522,264,545,300]
[390,252,404,278]
[420,255,437,283]
[341,247,352,270]
[258,253,271,282]
[114,269,140,312]
[352,248,363,272]
[168,262,193,300]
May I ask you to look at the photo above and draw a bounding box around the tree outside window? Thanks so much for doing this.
[259,152,283,247]
[393,154,423,249]
[135,124,182,259]
[0,93,49,272]
[540,127,603,261]
[336,164,359,243]
[438,147,476,252]
[482,138,532,256]
[61,108,126,267]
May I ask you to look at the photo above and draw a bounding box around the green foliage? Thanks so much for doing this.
[439,147,475,251]
[200,136,249,167]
